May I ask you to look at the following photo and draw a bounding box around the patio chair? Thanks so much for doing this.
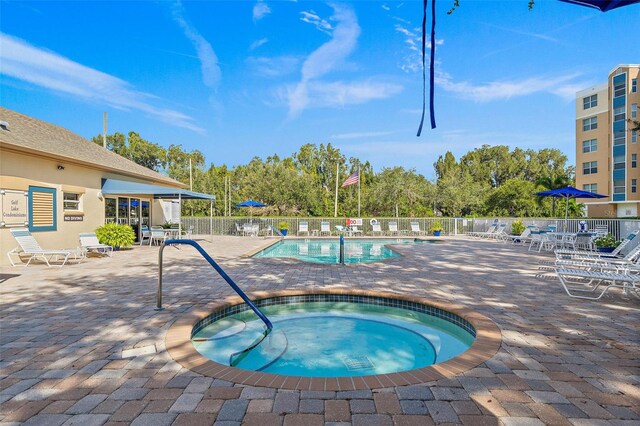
[150,226,167,246]
[555,230,639,260]
[234,223,243,235]
[350,225,363,236]
[387,222,400,236]
[410,222,427,236]
[555,267,640,300]
[7,228,80,267]
[509,227,531,245]
[139,225,152,245]
[298,221,309,236]
[556,244,640,269]
[371,222,383,236]
[488,224,508,241]
[320,221,331,236]
[79,232,113,257]
[335,225,352,236]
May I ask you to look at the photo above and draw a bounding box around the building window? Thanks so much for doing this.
[632,179,637,194]
[633,103,638,119]
[582,139,597,153]
[633,78,637,93]
[613,106,626,122]
[614,80,626,97]
[632,154,637,168]
[613,154,626,170]
[28,186,56,232]
[63,192,81,211]
[614,130,626,146]
[582,116,597,131]
[613,179,625,194]
[582,161,598,175]
[583,94,597,109]
[633,130,638,144]
[583,183,598,193]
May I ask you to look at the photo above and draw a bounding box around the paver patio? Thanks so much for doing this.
[1,236,638,425]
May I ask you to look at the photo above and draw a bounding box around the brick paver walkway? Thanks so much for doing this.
[1,236,638,425]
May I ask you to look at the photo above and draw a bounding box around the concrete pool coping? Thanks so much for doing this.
[166,288,501,391]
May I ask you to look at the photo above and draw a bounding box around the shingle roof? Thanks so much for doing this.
[0,107,184,187]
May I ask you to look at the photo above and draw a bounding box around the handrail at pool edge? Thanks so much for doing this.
[156,239,273,333]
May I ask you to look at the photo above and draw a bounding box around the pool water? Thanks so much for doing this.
[253,238,436,264]
[192,302,474,377]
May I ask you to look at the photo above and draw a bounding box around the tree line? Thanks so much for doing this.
[92,132,576,218]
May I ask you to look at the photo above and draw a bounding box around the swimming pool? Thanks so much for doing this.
[253,238,436,264]
[191,294,475,377]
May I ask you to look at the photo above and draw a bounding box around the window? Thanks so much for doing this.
[614,80,626,97]
[613,179,625,194]
[633,130,638,144]
[633,78,637,93]
[583,183,598,193]
[632,154,637,168]
[632,103,638,119]
[582,161,598,175]
[28,186,56,232]
[613,106,626,122]
[614,130,626,146]
[582,116,597,131]
[63,192,81,211]
[582,139,597,153]
[583,94,597,109]
[632,179,637,194]
[614,154,626,170]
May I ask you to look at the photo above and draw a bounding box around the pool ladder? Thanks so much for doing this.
[156,239,273,335]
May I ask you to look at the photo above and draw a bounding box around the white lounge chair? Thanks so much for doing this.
[350,225,363,236]
[388,222,399,236]
[371,222,383,236]
[555,230,639,260]
[79,232,113,257]
[7,228,80,267]
[298,221,309,236]
[320,221,331,236]
[410,222,427,236]
[556,267,640,300]
[509,228,531,245]
[467,224,497,239]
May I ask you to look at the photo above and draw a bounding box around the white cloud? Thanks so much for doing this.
[247,56,300,77]
[172,1,221,91]
[253,1,271,21]
[250,38,269,50]
[332,131,394,139]
[395,24,443,73]
[436,71,585,102]
[288,4,362,117]
[296,80,403,109]
[0,33,203,132]
[300,10,333,35]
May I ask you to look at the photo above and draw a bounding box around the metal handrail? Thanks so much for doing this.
[156,239,273,334]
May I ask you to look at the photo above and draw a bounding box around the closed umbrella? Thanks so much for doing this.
[535,186,607,230]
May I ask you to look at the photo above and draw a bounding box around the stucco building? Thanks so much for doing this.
[575,64,639,217]
[0,107,214,265]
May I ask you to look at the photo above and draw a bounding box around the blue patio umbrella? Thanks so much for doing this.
[235,199,266,208]
[559,0,640,12]
[535,186,607,229]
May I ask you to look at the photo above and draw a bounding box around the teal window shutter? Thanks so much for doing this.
[28,186,57,232]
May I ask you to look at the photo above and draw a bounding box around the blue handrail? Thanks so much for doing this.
[157,239,273,333]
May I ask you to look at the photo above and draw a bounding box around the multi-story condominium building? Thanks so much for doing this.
[575,64,639,217]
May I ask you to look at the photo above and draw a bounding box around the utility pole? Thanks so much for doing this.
[334,163,339,217]
[189,158,193,191]
[102,112,107,148]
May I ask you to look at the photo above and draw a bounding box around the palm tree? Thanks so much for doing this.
[536,175,571,217]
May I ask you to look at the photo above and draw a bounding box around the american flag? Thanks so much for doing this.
[341,171,359,188]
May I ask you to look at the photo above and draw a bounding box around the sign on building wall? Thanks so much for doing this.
[1,189,29,227]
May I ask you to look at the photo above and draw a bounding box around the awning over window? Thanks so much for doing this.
[101,179,215,200]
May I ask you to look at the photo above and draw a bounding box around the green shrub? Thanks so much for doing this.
[593,234,621,248]
[95,223,135,248]
[278,221,290,231]
[430,221,443,232]
[511,220,526,235]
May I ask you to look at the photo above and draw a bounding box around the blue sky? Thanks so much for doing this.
[1,1,638,178]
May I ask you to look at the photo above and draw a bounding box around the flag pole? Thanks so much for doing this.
[334,163,339,217]
[357,165,361,217]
